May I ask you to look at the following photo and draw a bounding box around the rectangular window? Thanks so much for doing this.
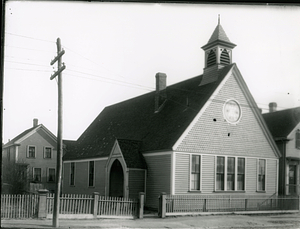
[237,158,245,190]
[227,157,235,190]
[48,168,55,182]
[44,147,52,158]
[27,146,36,158]
[216,156,225,190]
[33,168,41,182]
[258,159,266,191]
[88,161,94,187]
[191,155,200,190]
[7,147,10,162]
[296,130,300,149]
[70,162,75,186]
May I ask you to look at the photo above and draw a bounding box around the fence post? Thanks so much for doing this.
[38,189,49,218]
[158,192,166,218]
[92,192,99,218]
[138,192,145,219]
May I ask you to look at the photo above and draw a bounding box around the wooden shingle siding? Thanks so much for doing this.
[144,154,171,209]
[246,158,257,193]
[175,153,189,194]
[266,159,277,194]
[201,155,215,193]
[128,169,145,199]
[176,74,276,159]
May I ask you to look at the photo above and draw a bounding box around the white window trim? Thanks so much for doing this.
[27,145,36,158]
[189,154,202,192]
[33,167,42,182]
[47,167,56,183]
[70,162,76,186]
[88,161,95,188]
[257,158,267,192]
[44,146,52,159]
[215,156,246,192]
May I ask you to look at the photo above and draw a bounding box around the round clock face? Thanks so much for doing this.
[223,100,241,123]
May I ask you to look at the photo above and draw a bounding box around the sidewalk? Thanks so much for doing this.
[2,212,300,229]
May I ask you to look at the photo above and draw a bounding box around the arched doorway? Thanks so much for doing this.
[109,159,124,197]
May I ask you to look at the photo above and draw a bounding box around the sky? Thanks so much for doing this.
[2,2,300,144]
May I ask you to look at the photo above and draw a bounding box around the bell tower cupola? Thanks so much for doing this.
[200,16,236,85]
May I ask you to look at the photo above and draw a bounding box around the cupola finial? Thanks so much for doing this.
[218,14,220,25]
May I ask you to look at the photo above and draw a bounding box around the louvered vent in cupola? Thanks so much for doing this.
[220,49,230,65]
[207,50,216,67]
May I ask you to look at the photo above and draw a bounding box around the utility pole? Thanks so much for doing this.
[50,37,66,228]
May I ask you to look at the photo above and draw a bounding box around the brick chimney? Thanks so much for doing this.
[33,118,38,127]
[269,102,277,113]
[155,72,167,113]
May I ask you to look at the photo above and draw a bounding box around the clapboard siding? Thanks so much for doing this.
[266,159,277,193]
[176,73,276,159]
[128,169,145,199]
[246,158,257,193]
[63,160,106,195]
[201,155,215,193]
[175,153,190,194]
[144,154,171,209]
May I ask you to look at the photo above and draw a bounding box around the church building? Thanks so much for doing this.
[62,20,281,209]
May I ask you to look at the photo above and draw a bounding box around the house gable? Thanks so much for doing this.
[174,65,280,159]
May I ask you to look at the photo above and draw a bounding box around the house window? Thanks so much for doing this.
[27,146,36,158]
[258,159,266,191]
[70,162,75,186]
[48,168,55,182]
[296,129,300,149]
[44,147,52,159]
[33,168,41,182]
[88,161,94,187]
[237,158,245,190]
[227,157,235,191]
[216,156,225,190]
[191,155,201,190]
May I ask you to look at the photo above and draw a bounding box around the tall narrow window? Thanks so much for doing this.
[216,156,225,190]
[227,157,235,190]
[191,155,200,190]
[48,168,55,182]
[296,129,300,149]
[258,159,266,191]
[28,146,36,158]
[89,161,95,187]
[207,50,216,67]
[237,158,245,190]
[33,168,41,182]
[70,162,75,186]
[7,147,10,162]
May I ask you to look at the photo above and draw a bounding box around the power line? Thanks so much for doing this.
[5,32,55,43]
[5,59,51,68]
[4,44,54,53]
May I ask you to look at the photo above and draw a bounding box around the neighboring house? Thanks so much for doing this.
[2,119,57,193]
[263,104,300,196]
[62,21,281,209]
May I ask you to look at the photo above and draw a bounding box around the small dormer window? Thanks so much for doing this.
[220,49,230,65]
[296,129,300,149]
[207,50,216,67]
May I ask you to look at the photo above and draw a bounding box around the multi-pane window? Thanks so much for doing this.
[258,159,266,191]
[227,157,235,190]
[70,162,75,186]
[44,147,52,158]
[191,155,200,190]
[48,168,55,182]
[33,168,41,182]
[89,161,95,187]
[237,158,245,190]
[216,156,225,190]
[28,146,36,158]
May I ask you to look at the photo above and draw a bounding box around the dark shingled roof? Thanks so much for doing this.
[117,139,146,169]
[262,107,300,139]
[208,23,231,43]
[63,64,235,161]
[3,126,39,148]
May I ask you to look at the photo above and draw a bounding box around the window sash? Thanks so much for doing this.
[216,157,225,190]
[28,146,36,158]
[237,158,245,190]
[70,162,75,186]
[33,168,41,182]
[89,161,94,187]
[191,155,200,190]
[48,168,55,182]
[44,147,52,158]
[258,159,266,191]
